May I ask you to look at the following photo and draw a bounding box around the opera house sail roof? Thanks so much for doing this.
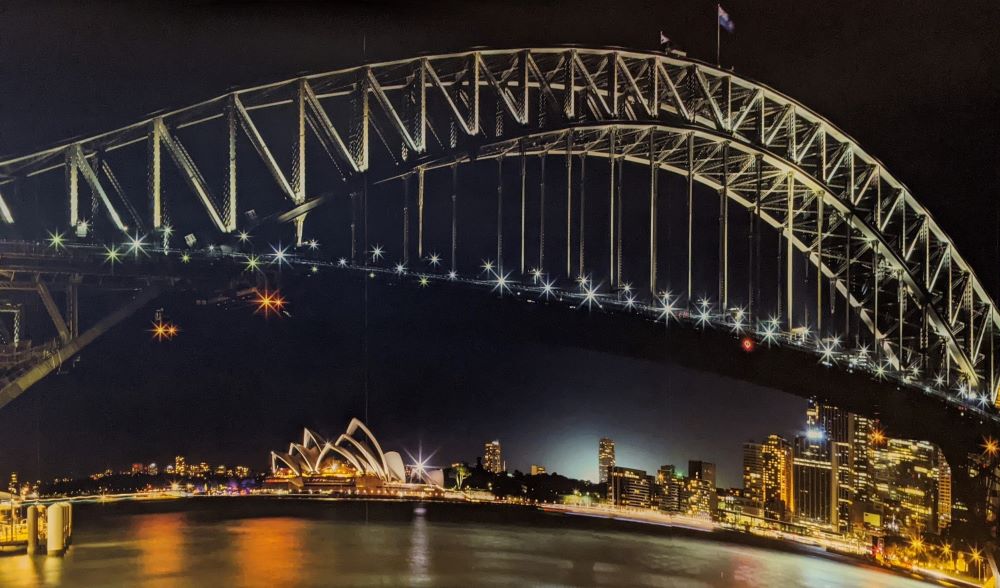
[270,418,407,484]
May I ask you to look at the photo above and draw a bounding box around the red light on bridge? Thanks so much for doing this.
[740,337,755,353]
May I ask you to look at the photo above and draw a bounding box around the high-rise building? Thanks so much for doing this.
[609,466,652,508]
[174,455,187,476]
[792,432,838,530]
[743,442,765,511]
[655,465,680,512]
[148,463,159,476]
[871,438,950,535]
[744,435,793,520]
[599,438,616,484]
[687,461,718,518]
[938,456,952,530]
[688,461,716,486]
[483,441,504,474]
[761,435,793,520]
[807,400,874,531]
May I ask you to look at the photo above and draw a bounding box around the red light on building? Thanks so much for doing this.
[741,337,755,353]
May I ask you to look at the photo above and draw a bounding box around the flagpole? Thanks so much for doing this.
[716,4,721,66]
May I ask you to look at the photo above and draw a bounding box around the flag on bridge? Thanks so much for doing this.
[659,31,672,53]
[718,5,735,33]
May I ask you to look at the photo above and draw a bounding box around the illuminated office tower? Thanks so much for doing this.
[483,440,504,474]
[609,466,652,508]
[656,465,680,512]
[687,461,718,519]
[174,455,187,476]
[793,431,838,530]
[938,455,952,530]
[599,438,616,484]
[807,400,873,531]
[872,438,950,535]
[742,442,765,509]
[744,435,793,520]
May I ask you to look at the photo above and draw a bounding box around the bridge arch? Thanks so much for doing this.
[0,47,995,411]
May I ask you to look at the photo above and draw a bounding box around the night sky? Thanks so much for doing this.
[0,1,997,487]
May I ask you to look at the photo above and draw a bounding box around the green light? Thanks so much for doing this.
[104,246,121,265]
[47,230,65,251]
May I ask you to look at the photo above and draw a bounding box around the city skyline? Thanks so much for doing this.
[0,1,996,585]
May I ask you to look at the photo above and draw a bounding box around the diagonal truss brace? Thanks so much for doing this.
[66,144,129,234]
[153,118,233,232]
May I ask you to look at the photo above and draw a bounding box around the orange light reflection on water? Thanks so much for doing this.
[233,517,306,586]
[133,512,186,587]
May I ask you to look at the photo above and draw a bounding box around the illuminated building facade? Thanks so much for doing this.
[871,438,950,535]
[174,456,186,476]
[744,435,793,520]
[483,440,504,474]
[655,465,681,512]
[599,438,615,484]
[742,442,765,514]
[268,418,445,496]
[530,465,546,476]
[808,400,874,532]
[792,433,838,530]
[609,466,651,508]
[686,461,718,519]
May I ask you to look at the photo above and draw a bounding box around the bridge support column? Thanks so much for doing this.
[786,173,794,329]
[402,175,410,265]
[577,153,586,277]
[565,133,572,277]
[538,155,545,272]
[649,129,658,297]
[417,167,424,259]
[496,157,503,272]
[686,133,694,306]
[450,164,457,274]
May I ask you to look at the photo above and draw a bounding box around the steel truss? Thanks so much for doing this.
[0,47,994,404]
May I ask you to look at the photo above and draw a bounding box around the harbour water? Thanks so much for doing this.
[0,498,931,587]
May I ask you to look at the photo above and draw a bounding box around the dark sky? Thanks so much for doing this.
[0,1,996,487]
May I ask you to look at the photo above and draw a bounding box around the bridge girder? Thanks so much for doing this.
[0,47,993,405]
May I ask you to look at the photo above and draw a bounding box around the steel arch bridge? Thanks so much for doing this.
[0,47,997,418]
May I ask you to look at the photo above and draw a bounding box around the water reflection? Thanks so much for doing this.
[231,517,305,587]
[408,506,429,584]
[132,512,185,588]
[0,501,935,587]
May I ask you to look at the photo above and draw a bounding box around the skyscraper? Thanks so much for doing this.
[687,461,718,519]
[483,440,504,474]
[744,435,793,520]
[761,434,793,520]
[792,431,838,530]
[807,399,874,531]
[174,455,186,476]
[871,438,951,535]
[599,438,616,484]
[743,442,765,510]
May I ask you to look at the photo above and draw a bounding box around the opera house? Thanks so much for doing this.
[266,418,446,496]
